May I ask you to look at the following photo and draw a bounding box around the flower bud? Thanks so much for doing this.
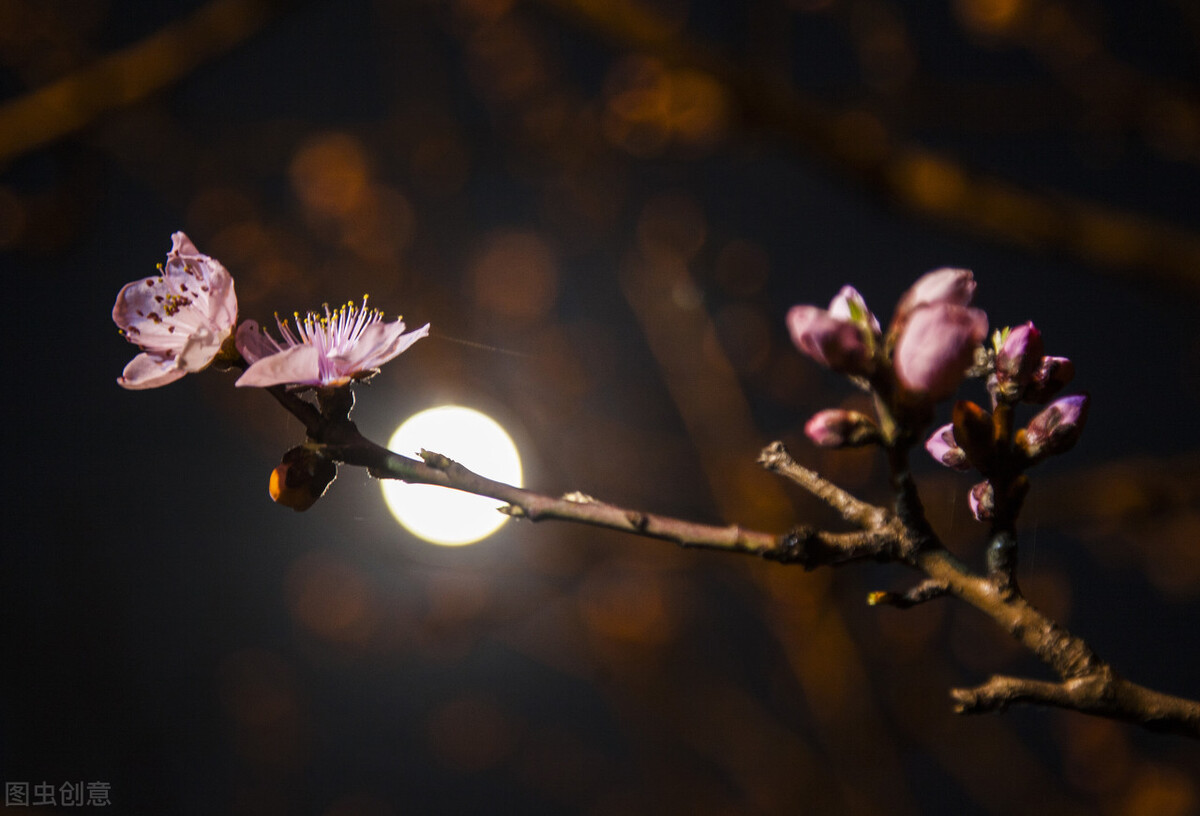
[1024,356,1075,404]
[828,285,882,338]
[805,409,880,448]
[951,399,996,473]
[893,268,976,325]
[995,322,1044,394]
[269,446,338,511]
[893,303,988,401]
[968,480,994,521]
[1019,394,1089,462]
[787,298,875,376]
[924,423,970,471]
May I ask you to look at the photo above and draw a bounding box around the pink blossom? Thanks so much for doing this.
[235,297,429,388]
[113,232,237,390]
[924,423,970,471]
[787,285,879,376]
[893,303,988,401]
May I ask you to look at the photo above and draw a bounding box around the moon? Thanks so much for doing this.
[380,406,523,546]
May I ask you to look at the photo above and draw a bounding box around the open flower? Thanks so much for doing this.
[235,296,429,388]
[113,232,237,389]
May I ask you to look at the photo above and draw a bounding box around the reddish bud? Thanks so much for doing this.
[968,480,994,521]
[269,446,338,511]
[951,400,996,473]
[1020,394,1089,462]
[1024,356,1075,404]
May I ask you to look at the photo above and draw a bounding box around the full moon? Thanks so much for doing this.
[381,406,523,546]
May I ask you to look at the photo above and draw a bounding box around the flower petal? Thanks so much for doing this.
[236,320,284,365]
[236,344,323,387]
[332,320,430,374]
[117,352,189,390]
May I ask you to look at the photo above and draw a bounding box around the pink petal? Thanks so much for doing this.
[236,345,322,387]
[117,352,188,390]
[236,320,284,364]
[335,321,430,373]
[171,231,201,259]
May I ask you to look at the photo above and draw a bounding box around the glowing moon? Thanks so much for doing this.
[381,406,522,546]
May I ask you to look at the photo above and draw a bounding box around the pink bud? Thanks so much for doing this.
[893,268,976,324]
[995,322,1044,390]
[925,423,970,470]
[1024,356,1075,404]
[805,409,879,448]
[1021,394,1089,461]
[893,303,989,401]
[828,285,882,337]
[787,300,874,376]
[968,481,994,521]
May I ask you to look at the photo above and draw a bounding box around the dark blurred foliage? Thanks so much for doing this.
[2,0,1199,814]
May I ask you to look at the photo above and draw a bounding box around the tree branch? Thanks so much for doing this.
[258,386,1200,738]
[951,673,1200,739]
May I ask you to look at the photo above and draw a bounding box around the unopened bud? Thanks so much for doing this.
[952,399,996,473]
[788,302,875,376]
[804,409,880,448]
[892,268,976,326]
[968,480,994,521]
[269,445,338,511]
[995,322,1044,396]
[893,303,989,402]
[924,423,970,471]
[1024,356,1075,404]
[1019,394,1089,462]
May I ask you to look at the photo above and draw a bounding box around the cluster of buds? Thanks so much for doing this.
[113,233,429,510]
[788,269,988,447]
[925,323,1088,521]
[788,268,1088,525]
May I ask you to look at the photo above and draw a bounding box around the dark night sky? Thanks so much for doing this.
[3,1,1199,814]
